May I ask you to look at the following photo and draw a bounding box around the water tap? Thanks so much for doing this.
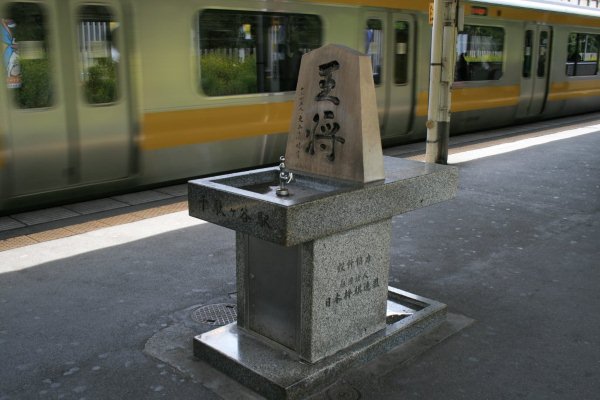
[276,156,294,197]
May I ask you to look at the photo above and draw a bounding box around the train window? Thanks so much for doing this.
[2,3,53,109]
[523,30,533,78]
[566,33,599,77]
[366,19,384,85]
[77,5,120,104]
[394,21,409,85]
[197,10,322,96]
[537,31,549,78]
[455,25,504,82]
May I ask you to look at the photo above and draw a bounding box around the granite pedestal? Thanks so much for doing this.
[236,219,391,362]
[188,156,458,398]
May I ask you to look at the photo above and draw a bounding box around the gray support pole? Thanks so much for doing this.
[425,0,459,165]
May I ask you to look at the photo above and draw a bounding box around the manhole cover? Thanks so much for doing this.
[191,303,237,326]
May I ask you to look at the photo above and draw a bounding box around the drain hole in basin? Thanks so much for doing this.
[386,313,412,324]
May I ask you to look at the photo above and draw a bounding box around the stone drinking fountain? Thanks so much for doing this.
[188,44,458,399]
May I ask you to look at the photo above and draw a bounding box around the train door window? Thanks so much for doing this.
[536,31,549,78]
[77,5,120,104]
[566,32,599,77]
[523,30,533,78]
[365,19,384,85]
[455,25,504,81]
[197,10,322,96]
[394,21,409,85]
[2,3,53,108]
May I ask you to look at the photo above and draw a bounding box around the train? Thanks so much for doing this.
[1,0,599,215]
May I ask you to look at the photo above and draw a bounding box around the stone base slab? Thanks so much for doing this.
[193,287,447,400]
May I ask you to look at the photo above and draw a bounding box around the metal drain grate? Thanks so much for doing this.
[191,303,237,326]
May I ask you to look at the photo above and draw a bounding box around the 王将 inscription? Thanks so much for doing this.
[306,110,345,162]
[285,44,385,183]
[305,60,346,162]
[316,60,340,105]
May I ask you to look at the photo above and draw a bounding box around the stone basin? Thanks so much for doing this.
[188,156,458,246]
[212,168,358,205]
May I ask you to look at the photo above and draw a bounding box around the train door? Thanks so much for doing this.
[364,12,388,131]
[517,25,552,118]
[69,0,132,183]
[1,1,72,195]
[384,13,414,138]
[0,0,133,199]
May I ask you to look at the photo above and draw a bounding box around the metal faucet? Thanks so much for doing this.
[276,156,294,197]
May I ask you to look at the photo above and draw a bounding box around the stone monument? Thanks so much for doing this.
[188,44,458,399]
[284,45,384,183]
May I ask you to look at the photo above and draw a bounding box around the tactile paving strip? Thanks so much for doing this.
[0,236,38,251]
[27,228,75,243]
[64,221,110,234]
[132,202,187,219]
[0,201,189,252]
[96,214,144,226]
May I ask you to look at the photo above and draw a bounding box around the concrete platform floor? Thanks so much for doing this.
[1,113,599,399]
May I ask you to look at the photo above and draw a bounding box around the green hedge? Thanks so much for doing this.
[84,58,117,104]
[14,58,52,109]
[12,57,118,107]
[200,53,256,96]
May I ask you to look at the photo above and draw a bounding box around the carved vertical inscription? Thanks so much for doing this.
[304,60,345,162]
[294,87,305,160]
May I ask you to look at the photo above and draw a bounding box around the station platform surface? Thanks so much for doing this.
[1,113,599,399]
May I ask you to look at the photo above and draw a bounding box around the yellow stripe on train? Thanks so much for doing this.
[141,102,294,151]
[416,81,600,118]
[548,80,600,101]
[142,81,600,151]
[416,85,520,117]
[452,86,520,112]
